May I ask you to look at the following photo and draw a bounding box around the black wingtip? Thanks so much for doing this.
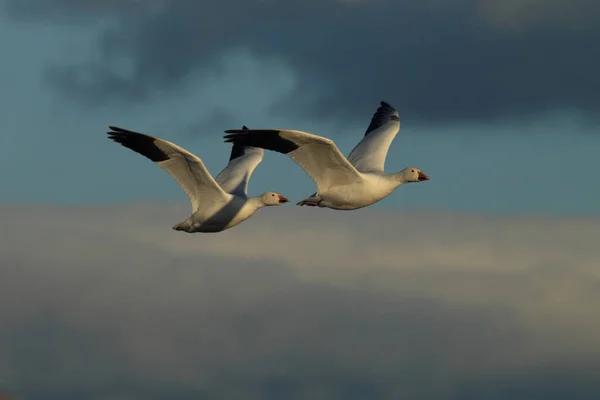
[363,101,399,136]
[223,130,247,141]
[107,127,123,140]
[107,125,131,134]
[228,126,253,161]
[221,129,299,154]
[106,125,169,162]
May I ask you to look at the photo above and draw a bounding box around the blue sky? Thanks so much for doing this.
[1,3,599,217]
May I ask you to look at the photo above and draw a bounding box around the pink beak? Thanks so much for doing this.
[418,171,430,181]
[278,195,289,203]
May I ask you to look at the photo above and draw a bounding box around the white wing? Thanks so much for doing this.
[347,101,401,174]
[215,127,264,196]
[107,126,229,211]
[223,128,363,193]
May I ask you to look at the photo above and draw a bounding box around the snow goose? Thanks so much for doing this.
[107,125,289,233]
[223,101,429,210]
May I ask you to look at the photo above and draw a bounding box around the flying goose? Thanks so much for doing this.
[107,125,289,233]
[223,101,428,211]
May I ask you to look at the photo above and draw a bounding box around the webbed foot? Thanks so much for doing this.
[296,199,321,207]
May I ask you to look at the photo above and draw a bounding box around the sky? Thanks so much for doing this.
[1,1,600,399]
[2,206,600,399]
[0,0,599,215]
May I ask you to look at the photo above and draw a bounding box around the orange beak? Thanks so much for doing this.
[278,195,289,203]
[418,171,430,181]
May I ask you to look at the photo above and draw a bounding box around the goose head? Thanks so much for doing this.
[261,192,290,206]
[400,167,429,183]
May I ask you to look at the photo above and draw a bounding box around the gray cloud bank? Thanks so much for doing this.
[5,0,600,126]
[1,204,600,399]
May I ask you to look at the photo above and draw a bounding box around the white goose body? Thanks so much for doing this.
[186,195,272,233]
[313,173,399,210]
[107,126,289,233]
[224,101,429,211]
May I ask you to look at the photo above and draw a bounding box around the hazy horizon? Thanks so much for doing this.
[2,205,600,399]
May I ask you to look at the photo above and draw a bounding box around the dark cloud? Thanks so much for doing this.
[5,0,600,127]
[478,0,600,30]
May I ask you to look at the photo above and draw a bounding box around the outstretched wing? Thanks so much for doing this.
[223,128,362,193]
[215,126,264,196]
[107,126,228,211]
[347,101,401,174]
